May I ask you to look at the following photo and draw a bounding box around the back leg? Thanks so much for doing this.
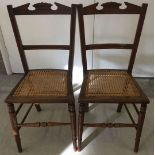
[85,103,89,112]
[35,103,42,112]
[117,103,123,112]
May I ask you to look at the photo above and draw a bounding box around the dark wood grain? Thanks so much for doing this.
[15,104,23,115]
[13,2,71,15]
[17,122,71,127]
[117,103,123,112]
[68,103,77,151]
[23,45,70,50]
[8,5,29,73]
[134,104,147,152]
[7,103,22,152]
[20,103,33,126]
[78,103,85,151]
[86,43,133,50]
[77,2,149,153]
[6,3,77,152]
[82,2,144,15]
[124,104,136,128]
[128,4,148,73]
[132,104,140,114]
[68,5,77,98]
[78,4,87,76]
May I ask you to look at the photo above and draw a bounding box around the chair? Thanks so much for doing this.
[5,2,77,152]
[77,2,149,152]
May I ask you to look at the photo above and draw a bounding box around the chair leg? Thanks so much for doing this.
[117,103,123,112]
[35,103,42,112]
[85,103,89,112]
[78,103,86,151]
[7,103,22,153]
[134,104,147,153]
[68,104,77,151]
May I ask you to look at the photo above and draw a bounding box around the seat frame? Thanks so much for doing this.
[77,2,149,153]
[5,2,77,152]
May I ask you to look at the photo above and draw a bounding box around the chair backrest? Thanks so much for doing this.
[77,2,148,76]
[7,2,76,75]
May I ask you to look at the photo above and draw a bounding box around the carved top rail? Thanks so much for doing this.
[82,2,147,15]
[10,2,72,15]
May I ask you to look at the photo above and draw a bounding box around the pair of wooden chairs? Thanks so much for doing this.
[5,2,149,153]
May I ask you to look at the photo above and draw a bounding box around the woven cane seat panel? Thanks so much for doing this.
[85,70,140,97]
[13,70,68,97]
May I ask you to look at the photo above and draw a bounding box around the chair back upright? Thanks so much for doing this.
[7,2,76,80]
[77,2,148,76]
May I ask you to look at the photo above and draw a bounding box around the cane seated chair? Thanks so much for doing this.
[77,2,149,153]
[5,3,77,152]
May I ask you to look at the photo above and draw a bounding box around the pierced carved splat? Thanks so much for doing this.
[82,2,144,15]
[33,2,52,11]
[13,2,71,15]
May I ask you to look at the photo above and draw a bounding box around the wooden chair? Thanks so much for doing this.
[77,2,149,153]
[5,2,77,152]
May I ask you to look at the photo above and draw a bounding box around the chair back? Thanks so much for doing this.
[77,2,147,75]
[8,3,76,75]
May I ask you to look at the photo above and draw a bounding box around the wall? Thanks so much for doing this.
[0,23,12,74]
[0,0,153,82]
[0,0,94,84]
[93,0,154,77]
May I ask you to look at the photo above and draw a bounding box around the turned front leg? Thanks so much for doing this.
[134,104,147,153]
[7,103,22,153]
[68,103,77,151]
[78,103,88,151]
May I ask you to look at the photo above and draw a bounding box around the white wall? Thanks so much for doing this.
[0,0,94,84]
[0,24,12,74]
[0,0,153,80]
[93,0,154,77]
